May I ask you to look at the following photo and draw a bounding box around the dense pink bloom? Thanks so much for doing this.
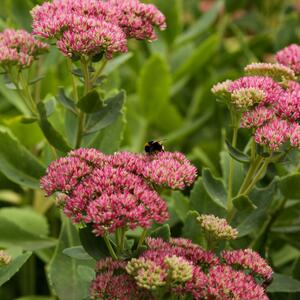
[207,265,269,300]
[41,148,196,235]
[142,152,198,189]
[0,29,48,68]
[222,249,273,282]
[90,260,151,300]
[31,0,165,58]
[275,44,300,74]
[254,118,291,150]
[228,76,284,104]
[40,156,92,196]
[84,167,168,235]
[241,106,275,128]
[108,0,166,41]
[275,81,300,121]
[290,122,300,148]
[145,237,219,266]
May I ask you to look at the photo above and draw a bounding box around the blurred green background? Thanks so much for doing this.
[0,0,299,299]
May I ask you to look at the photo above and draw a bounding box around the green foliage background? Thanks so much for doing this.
[0,0,299,299]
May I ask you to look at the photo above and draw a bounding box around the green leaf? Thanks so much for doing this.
[233,195,257,211]
[202,168,227,209]
[0,77,30,115]
[29,75,45,85]
[63,246,92,260]
[77,90,103,113]
[137,54,171,122]
[0,128,45,189]
[279,173,300,199]
[174,0,223,46]
[48,219,94,300]
[172,191,189,222]
[267,273,300,293]
[85,90,125,134]
[37,102,72,153]
[220,150,244,197]
[225,140,250,163]
[0,249,32,286]
[0,207,49,237]
[79,225,110,260]
[237,209,269,237]
[0,216,56,251]
[86,112,126,154]
[77,265,95,285]
[181,211,205,246]
[150,224,170,241]
[103,53,133,75]
[173,34,219,81]
[56,88,77,113]
[189,177,226,217]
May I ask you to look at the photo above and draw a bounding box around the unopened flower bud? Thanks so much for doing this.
[197,214,238,240]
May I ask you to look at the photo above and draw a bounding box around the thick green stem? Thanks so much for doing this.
[67,59,79,103]
[238,156,264,195]
[227,111,240,215]
[103,233,118,260]
[243,159,270,195]
[137,228,147,250]
[91,59,108,85]
[75,59,91,148]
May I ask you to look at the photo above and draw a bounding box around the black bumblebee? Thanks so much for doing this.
[144,140,165,154]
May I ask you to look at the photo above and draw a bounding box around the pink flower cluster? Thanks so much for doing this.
[40,148,197,236]
[222,249,273,282]
[91,238,272,300]
[0,29,48,68]
[31,0,166,59]
[215,44,300,151]
[275,44,300,74]
[90,258,151,300]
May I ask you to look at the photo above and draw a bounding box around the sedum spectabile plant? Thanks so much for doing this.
[0,1,300,300]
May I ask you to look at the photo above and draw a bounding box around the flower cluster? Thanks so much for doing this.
[90,258,151,300]
[222,249,273,282]
[212,43,300,151]
[0,29,48,68]
[40,148,197,236]
[275,44,300,74]
[0,250,11,266]
[197,214,238,241]
[31,0,166,59]
[91,238,271,299]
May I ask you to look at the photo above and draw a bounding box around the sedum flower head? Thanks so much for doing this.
[275,44,300,74]
[228,76,284,105]
[164,255,193,283]
[107,0,166,41]
[40,149,196,236]
[31,0,166,59]
[211,80,232,101]
[244,62,296,81]
[241,106,274,129]
[0,250,11,266]
[254,118,291,151]
[0,29,48,68]
[231,87,265,110]
[90,257,151,300]
[222,249,273,282]
[141,151,198,190]
[207,265,269,300]
[126,258,166,290]
[197,214,238,240]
